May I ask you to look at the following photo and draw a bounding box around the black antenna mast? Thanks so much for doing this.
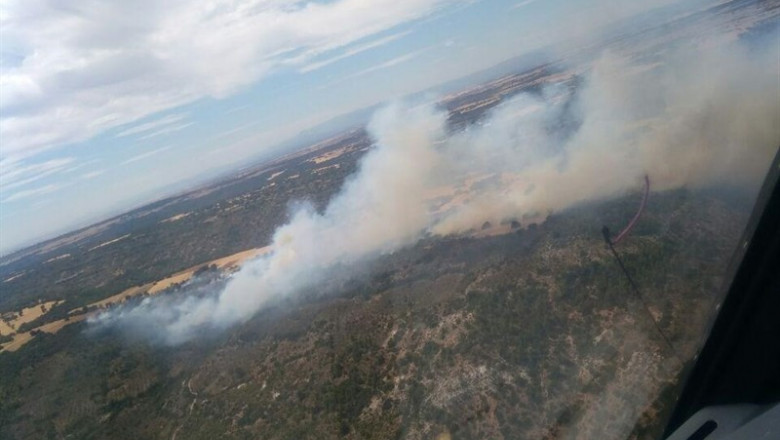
[602,175,681,363]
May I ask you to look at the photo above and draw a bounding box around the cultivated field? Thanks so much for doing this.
[0,246,271,352]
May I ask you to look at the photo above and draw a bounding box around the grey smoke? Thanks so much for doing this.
[91,35,779,344]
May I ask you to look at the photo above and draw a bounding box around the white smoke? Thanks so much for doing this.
[433,39,780,234]
[92,104,448,344]
[92,35,779,344]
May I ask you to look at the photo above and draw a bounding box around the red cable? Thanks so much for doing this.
[612,174,650,245]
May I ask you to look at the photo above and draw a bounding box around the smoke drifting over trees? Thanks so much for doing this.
[92,36,779,344]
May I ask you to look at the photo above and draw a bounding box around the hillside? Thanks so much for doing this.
[0,188,748,439]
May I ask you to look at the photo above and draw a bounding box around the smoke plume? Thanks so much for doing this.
[92,35,779,344]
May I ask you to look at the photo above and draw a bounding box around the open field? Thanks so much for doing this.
[161,212,192,223]
[0,300,64,336]
[147,246,270,295]
[0,246,271,352]
[309,146,351,164]
[0,314,88,353]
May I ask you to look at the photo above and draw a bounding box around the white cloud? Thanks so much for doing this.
[300,30,412,73]
[115,113,188,138]
[345,46,433,80]
[0,157,75,190]
[510,0,539,10]
[2,183,63,203]
[0,0,456,162]
[81,170,105,179]
[121,146,173,165]
[138,122,195,140]
[210,120,263,141]
[225,104,251,115]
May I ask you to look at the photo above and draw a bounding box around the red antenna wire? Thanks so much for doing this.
[612,174,650,245]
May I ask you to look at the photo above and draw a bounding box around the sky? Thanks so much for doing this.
[0,0,688,254]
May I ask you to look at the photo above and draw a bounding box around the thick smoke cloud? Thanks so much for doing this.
[92,104,447,344]
[92,36,779,344]
[433,42,780,234]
